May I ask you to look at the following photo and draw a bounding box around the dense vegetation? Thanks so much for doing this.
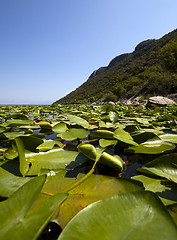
[0,104,177,239]
[54,29,177,104]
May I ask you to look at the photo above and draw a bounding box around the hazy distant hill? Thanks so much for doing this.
[53,29,177,104]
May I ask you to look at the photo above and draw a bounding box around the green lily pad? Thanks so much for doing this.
[132,131,158,144]
[52,122,68,133]
[0,167,33,197]
[67,115,89,128]
[0,175,67,240]
[137,153,177,183]
[36,139,63,151]
[133,175,177,205]
[168,204,177,226]
[0,132,25,140]
[58,191,177,240]
[6,119,33,127]
[114,128,138,146]
[136,118,149,125]
[61,128,88,141]
[159,132,177,144]
[39,121,52,130]
[127,136,175,154]
[99,139,118,147]
[15,138,88,176]
[39,170,144,228]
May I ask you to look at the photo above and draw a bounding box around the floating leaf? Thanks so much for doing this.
[114,128,138,146]
[37,139,63,151]
[159,132,177,144]
[133,175,177,205]
[19,135,44,152]
[6,119,33,127]
[132,131,158,144]
[127,136,175,154]
[3,147,18,160]
[52,122,68,133]
[15,138,87,176]
[0,167,32,197]
[168,204,177,226]
[58,191,177,240]
[137,153,177,183]
[67,115,89,128]
[39,170,143,228]
[61,128,88,141]
[99,139,118,147]
[0,175,67,240]
[0,132,25,140]
[39,121,52,130]
[136,118,149,125]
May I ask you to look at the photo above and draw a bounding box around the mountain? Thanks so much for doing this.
[53,29,177,104]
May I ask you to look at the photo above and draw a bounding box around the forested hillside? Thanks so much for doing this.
[54,29,177,104]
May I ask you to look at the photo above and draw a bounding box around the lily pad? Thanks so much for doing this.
[0,167,32,197]
[114,128,138,146]
[133,175,177,205]
[67,115,89,128]
[0,175,67,240]
[37,139,63,151]
[137,153,177,183]
[52,122,68,133]
[99,139,118,147]
[39,170,144,228]
[61,128,88,141]
[126,136,175,154]
[15,138,88,176]
[58,191,177,240]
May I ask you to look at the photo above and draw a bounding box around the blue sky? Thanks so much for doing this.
[0,0,177,104]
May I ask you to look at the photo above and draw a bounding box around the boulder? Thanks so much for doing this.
[146,96,176,107]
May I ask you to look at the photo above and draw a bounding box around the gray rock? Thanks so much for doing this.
[146,96,176,107]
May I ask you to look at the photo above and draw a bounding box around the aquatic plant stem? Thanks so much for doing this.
[64,160,98,193]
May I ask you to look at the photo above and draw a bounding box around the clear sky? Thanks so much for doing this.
[0,0,177,105]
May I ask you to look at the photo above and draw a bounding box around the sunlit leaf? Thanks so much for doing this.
[127,136,175,154]
[99,139,118,147]
[0,175,67,240]
[61,128,88,141]
[0,167,32,197]
[39,121,52,130]
[37,139,63,151]
[133,175,177,205]
[159,132,177,144]
[39,170,143,228]
[6,119,33,127]
[15,138,88,176]
[58,191,177,240]
[67,115,89,128]
[52,122,68,133]
[137,153,177,183]
[114,128,138,146]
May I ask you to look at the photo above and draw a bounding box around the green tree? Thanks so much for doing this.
[160,40,177,72]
